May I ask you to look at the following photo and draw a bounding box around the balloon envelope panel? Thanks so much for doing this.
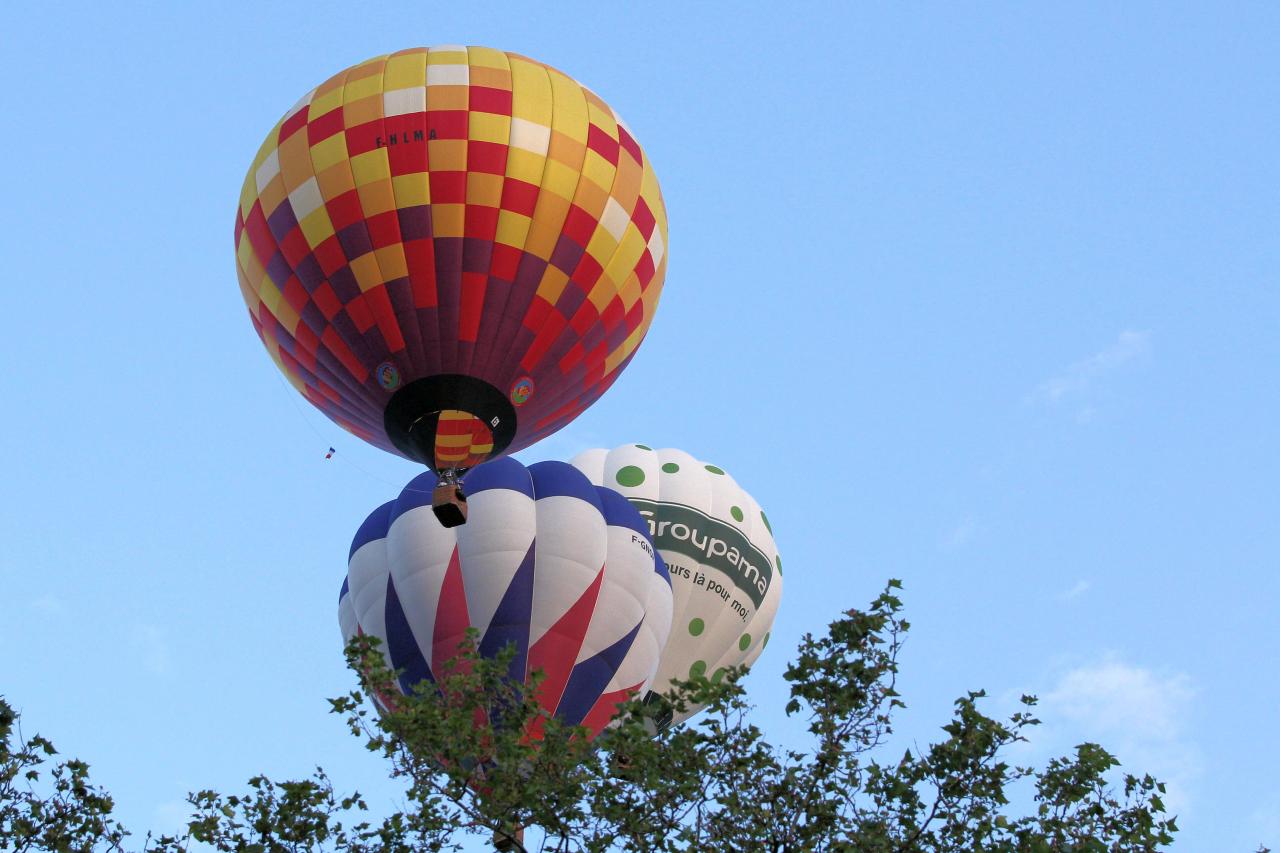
[235,47,668,472]
[572,445,782,727]
[339,457,673,737]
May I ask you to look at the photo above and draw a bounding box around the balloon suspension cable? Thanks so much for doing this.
[432,468,468,528]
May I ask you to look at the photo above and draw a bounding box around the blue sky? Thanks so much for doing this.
[3,2,1278,848]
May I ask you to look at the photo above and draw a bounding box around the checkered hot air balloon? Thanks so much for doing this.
[338,457,673,740]
[572,445,782,730]
[235,47,668,513]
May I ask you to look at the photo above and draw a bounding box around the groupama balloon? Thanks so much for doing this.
[235,47,669,489]
[571,446,781,728]
[338,457,673,737]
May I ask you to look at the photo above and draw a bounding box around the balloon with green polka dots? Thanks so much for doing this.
[571,444,783,727]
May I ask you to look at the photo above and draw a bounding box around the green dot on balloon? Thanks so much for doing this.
[712,667,727,684]
[761,511,773,534]
[775,555,783,574]
[688,618,705,636]
[705,464,725,475]
[763,633,771,649]
[635,444,651,450]
[661,462,680,473]
[730,505,744,522]
[689,660,707,678]
[739,633,752,651]
[615,466,646,487]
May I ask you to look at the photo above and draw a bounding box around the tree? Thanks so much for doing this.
[2,581,1190,852]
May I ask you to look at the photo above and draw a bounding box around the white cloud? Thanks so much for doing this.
[152,799,191,836]
[1011,656,1200,817]
[1043,659,1193,741]
[941,517,976,550]
[132,625,172,676]
[1029,329,1151,414]
[31,594,67,616]
[1059,579,1091,601]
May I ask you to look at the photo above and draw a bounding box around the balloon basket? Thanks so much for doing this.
[493,826,524,851]
[432,482,468,528]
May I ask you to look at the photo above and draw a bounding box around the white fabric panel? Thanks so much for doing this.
[383,86,426,117]
[337,589,358,646]
[647,227,665,267]
[655,448,709,509]
[708,468,746,535]
[692,563,749,659]
[576,522,653,663]
[346,538,394,668]
[288,176,325,221]
[529,495,606,646]
[639,570,675,693]
[454,486,536,638]
[740,487,779,569]
[426,63,469,86]
[693,465,769,683]
[605,445,664,502]
[741,630,772,669]
[387,505,459,670]
[568,448,608,485]
[714,487,782,676]
[600,197,629,241]
[254,149,280,193]
[509,117,552,155]
[652,448,711,687]
[605,560,673,695]
[713,569,782,677]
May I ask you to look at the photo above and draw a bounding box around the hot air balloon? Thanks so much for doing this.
[235,46,669,525]
[571,445,781,729]
[338,456,673,741]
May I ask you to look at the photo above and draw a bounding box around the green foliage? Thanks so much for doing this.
[0,697,128,851]
[1,583,1195,851]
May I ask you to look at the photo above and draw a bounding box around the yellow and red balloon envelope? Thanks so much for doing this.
[235,46,667,474]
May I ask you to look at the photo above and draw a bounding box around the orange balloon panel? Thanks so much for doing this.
[234,46,668,473]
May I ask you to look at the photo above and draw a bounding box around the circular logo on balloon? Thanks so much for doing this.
[376,362,401,391]
[510,376,535,406]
